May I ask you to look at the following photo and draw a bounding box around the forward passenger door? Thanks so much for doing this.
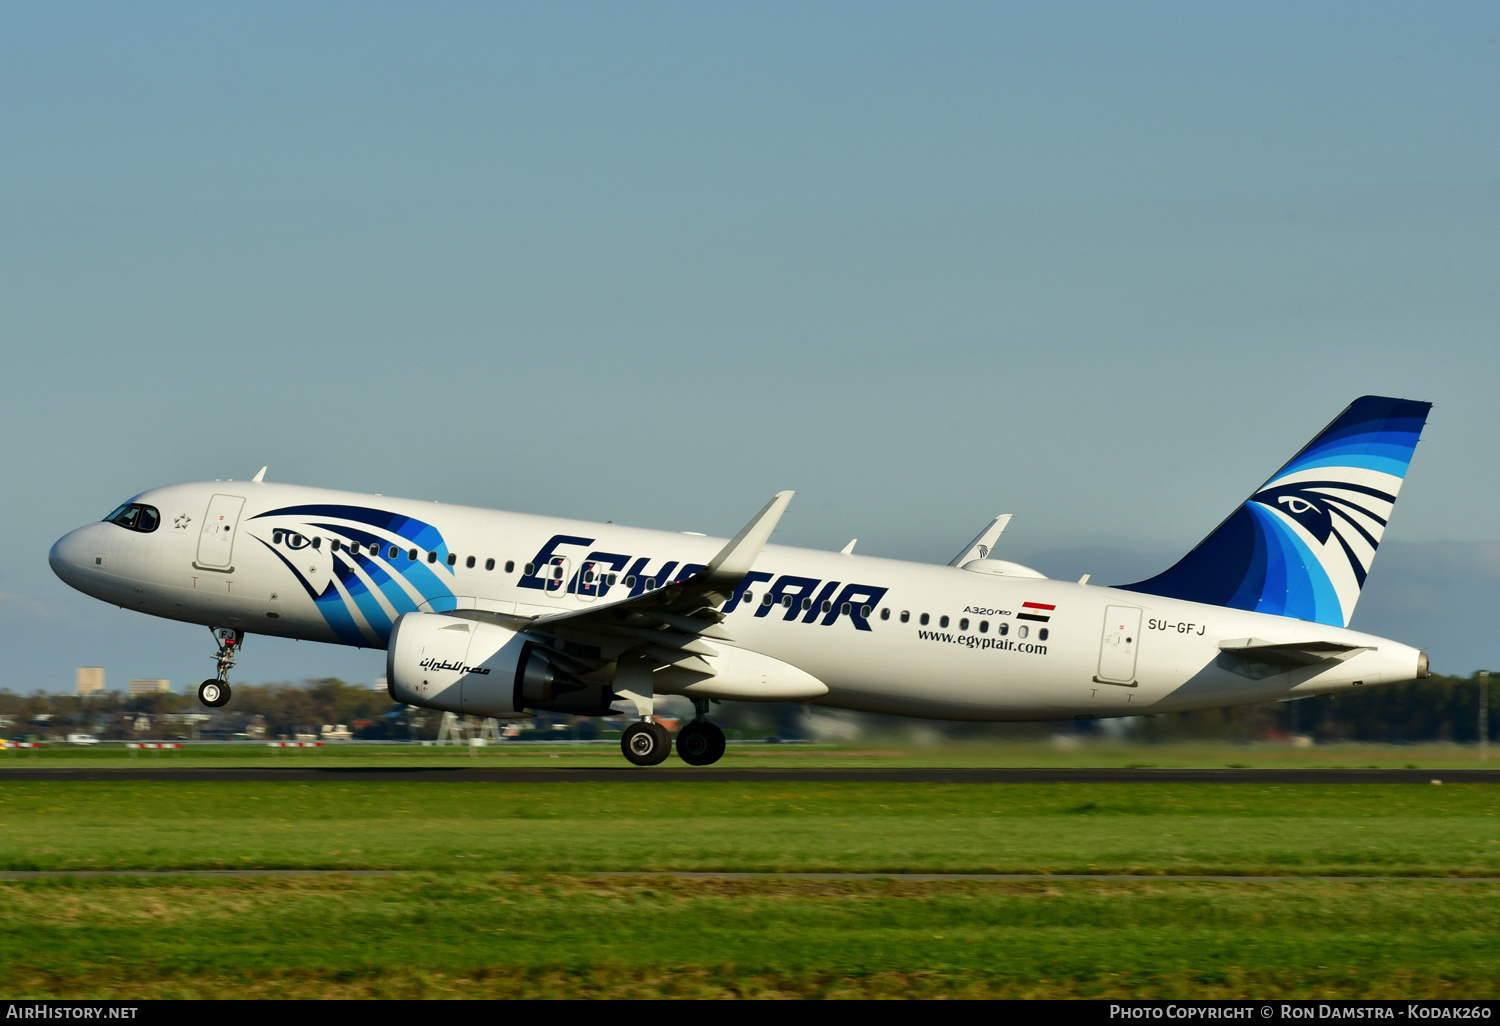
[196,494,245,571]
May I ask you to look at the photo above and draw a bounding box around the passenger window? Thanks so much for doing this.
[428,552,438,564]
[505,560,515,573]
[959,618,969,631]
[801,597,812,610]
[485,558,495,571]
[466,556,476,569]
[368,544,379,556]
[841,602,852,615]
[998,622,1009,636]
[939,615,950,628]
[880,608,890,621]
[900,610,910,623]
[1018,625,1029,639]
[449,553,459,567]
[860,604,871,618]
[524,562,535,575]
[978,621,988,633]
[311,537,321,550]
[409,548,418,561]
[388,546,399,559]
[742,592,753,606]
[1039,628,1049,641]
[920,613,930,626]
[821,600,831,613]
[625,575,637,587]
[607,574,617,585]
[331,540,341,552]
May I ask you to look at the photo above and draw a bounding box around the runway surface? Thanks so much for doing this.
[1,868,1495,881]
[2,766,1498,783]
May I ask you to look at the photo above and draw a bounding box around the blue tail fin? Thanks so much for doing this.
[1118,396,1432,627]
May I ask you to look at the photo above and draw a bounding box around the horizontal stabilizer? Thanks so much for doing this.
[1217,638,1371,669]
[1216,637,1372,681]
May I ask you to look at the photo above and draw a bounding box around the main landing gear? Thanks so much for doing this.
[620,720,672,767]
[676,699,726,766]
[198,627,242,709]
[617,700,726,767]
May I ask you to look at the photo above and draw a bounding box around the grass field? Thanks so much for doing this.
[3,875,1496,999]
[1,778,1497,998]
[5,738,1498,769]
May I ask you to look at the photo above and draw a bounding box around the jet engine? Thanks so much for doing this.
[386,612,616,718]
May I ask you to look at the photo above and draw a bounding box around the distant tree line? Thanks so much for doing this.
[1,673,1494,744]
[0,679,407,742]
[1121,673,1494,743]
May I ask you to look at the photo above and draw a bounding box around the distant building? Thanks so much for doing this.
[76,667,104,697]
[127,678,171,696]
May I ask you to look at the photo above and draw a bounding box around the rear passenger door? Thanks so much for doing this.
[1096,605,1142,685]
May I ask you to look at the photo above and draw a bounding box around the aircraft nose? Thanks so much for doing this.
[49,526,94,582]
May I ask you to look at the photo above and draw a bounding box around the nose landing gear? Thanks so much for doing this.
[198,627,242,708]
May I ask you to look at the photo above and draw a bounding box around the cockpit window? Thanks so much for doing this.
[104,503,161,533]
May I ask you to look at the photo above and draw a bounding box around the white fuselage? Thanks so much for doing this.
[49,480,1425,720]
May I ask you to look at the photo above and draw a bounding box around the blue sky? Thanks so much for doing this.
[3,2,1498,692]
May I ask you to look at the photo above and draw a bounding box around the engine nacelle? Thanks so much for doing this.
[386,612,615,718]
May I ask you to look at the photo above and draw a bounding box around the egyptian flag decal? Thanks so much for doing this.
[1018,601,1054,623]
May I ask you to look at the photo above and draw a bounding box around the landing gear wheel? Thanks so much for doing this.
[198,679,231,708]
[620,720,671,767]
[676,720,726,766]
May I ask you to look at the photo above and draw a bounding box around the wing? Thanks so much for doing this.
[456,491,794,678]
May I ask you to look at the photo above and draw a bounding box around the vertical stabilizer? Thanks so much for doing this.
[1118,396,1431,627]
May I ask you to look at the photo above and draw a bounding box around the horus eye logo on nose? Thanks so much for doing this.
[1278,496,1317,515]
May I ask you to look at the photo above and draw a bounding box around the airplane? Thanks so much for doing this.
[48,395,1432,766]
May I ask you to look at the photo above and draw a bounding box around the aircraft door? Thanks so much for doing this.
[1096,605,1142,685]
[196,494,246,570]
[574,558,607,602]
[543,555,571,597]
